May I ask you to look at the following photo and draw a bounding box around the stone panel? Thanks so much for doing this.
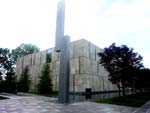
[73,39,90,58]
[74,74,93,92]
[35,52,42,65]
[52,74,58,91]
[40,50,47,64]
[91,60,98,75]
[23,54,32,67]
[89,43,96,60]
[70,42,73,58]
[80,57,92,75]
[52,52,59,62]
[70,58,79,74]
[93,76,100,91]
[69,74,74,92]
[30,65,40,90]
[31,53,35,66]
[99,77,104,91]
[16,57,23,79]
[16,39,118,96]
[52,61,59,77]
[96,46,103,61]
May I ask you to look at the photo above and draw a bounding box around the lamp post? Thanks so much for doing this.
[55,0,70,104]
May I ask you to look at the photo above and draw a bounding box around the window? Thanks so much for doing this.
[46,49,52,63]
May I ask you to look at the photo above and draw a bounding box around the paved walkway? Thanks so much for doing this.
[0,94,137,113]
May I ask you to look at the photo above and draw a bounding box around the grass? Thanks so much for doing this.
[96,93,150,107]
[0,96,8,100]
[31,91,59,97]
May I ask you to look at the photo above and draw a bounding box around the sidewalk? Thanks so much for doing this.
[0,94,136,113]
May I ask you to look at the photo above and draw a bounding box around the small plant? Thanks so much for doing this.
[4,68,17,93]
[38,63,52,94]
[18,66,31,92]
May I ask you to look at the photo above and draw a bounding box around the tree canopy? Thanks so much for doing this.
[0,48,16,93]
[0,48,15,77]
[98,43,143,95]
[12,43,40,61]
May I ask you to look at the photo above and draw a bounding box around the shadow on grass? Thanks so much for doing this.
[96,93,150,107]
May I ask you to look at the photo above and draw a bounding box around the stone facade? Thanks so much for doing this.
[16,39,118,100]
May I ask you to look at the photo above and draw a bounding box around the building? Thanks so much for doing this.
[16,39,118,100]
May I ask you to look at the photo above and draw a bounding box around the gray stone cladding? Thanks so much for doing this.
[16,39,118,100]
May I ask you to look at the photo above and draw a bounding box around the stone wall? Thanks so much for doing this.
[16,39,118,100]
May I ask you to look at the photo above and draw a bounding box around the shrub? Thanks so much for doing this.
[38,63,52,94]
[17,66,31,92]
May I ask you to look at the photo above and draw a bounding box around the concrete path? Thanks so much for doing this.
[0,94,136,113]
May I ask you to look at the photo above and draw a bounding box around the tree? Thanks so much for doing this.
[4,68,17,93]
[18,66,31,92]
[98,43,143,96]
[12,43,40,61]
[38,63,52,94]
[0,48,16,93]
[135,68,150,92]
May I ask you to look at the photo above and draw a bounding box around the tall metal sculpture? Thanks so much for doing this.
[55,0,70,104]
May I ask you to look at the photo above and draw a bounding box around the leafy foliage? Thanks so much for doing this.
[0,48,16,93]
[38,63,53,94]
[98,43,143,95]
[4,68,17,93]
[17,66,31,92]
[12,43,40,61]
[135,68,150,91]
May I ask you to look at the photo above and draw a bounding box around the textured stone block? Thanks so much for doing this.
[74,74,93,92]
[99,77,104,91]
[80,57,92,75]
[96,46,103,61]
[34,52,42,65]
[73,39,90,58]
[15,39,118,95]
[92,60,98,75]
[70,42,73,58]
[69,74,74,92]
[23,54,32,67]
[40,50,47,64]
[93,76,100,91]
[16,57,23,78]
[52,74,58,91]
[30,65,41,90]
[52,52,59,62]
[70,58,79,74]
[89,43,96,60]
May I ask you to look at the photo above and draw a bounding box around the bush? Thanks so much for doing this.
[38,63,52,94]
[17,66,31,92]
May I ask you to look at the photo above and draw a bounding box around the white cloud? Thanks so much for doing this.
[0,0,150,68]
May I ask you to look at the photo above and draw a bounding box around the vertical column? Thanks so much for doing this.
[58,36,70,103]
[55,0,65,52]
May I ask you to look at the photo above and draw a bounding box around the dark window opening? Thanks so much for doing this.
[46,53,52,63]
[85,88,92,99]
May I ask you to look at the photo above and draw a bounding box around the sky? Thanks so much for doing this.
[0,0,150,68]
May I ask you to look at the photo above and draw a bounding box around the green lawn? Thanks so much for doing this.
[96,93,150,107]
